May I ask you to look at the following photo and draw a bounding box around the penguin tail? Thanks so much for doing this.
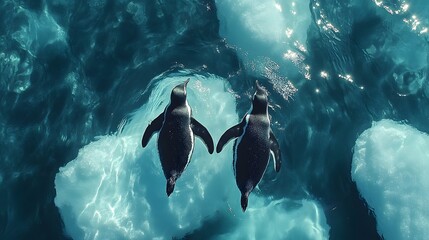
[241,192,249,212]
[166,178,176,197]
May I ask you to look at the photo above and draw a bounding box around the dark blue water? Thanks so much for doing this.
[1,0,428,239]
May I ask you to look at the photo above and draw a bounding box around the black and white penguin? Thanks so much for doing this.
[141,79,214,196]
[216,81,281,212]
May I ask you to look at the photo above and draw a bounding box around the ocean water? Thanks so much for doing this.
[0,0,428,239]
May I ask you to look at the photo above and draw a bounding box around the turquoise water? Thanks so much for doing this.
[1,0,428,239]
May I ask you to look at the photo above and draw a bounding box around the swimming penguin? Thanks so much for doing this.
[141,79,214,196]
[216,81,281,212]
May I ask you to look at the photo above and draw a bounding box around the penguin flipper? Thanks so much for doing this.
[216,116,247,153]
[269,130,281,172]
[191,118,214,154]
[142,113,164,148]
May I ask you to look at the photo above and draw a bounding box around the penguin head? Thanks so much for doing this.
[170,79,189,105]
[251,80,268,114]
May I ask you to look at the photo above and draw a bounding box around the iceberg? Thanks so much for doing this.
[352,119,429,240]
[55,71,329,239]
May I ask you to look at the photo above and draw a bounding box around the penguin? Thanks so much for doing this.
[141,79,214,196]
[216,81,281,212]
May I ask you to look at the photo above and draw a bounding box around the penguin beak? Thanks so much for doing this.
[182,78,190,94]
[254,80,267,99]
[255,80,265,95]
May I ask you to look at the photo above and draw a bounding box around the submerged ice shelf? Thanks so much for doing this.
[54,71,329,239]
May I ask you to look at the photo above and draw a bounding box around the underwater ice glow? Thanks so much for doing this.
[215,0,310,98]
[352,120,429,240]
[54,72,329,239]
